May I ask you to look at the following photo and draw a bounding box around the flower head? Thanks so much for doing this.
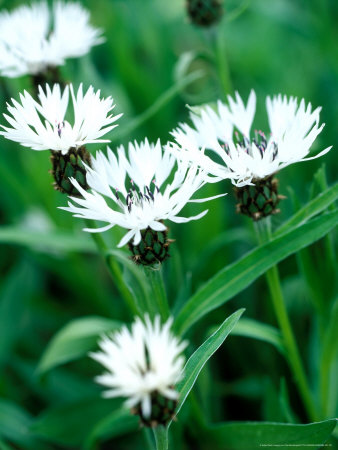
[60,139,224,248]
[0,1,103,78]
[90,315,187,425]
[0,83,121,154]
[169,90,331,187]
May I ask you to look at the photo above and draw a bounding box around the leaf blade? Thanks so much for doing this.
[274,183,338,237]
[205,419,337,450]
[37,316,121,375]
[230,318,285,355]
[176,309,244,417]
[174,210,338,335]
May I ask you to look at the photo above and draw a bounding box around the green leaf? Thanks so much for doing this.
[230,318,285,355]
[107,250,151,314]
[84,408,139,450]
[204,419,337,450]
[0,399,45,449]
[0,261,39,366]
[0,440,13,450]
[153,310,244,447]
[175,309,244,418]
[320,297,338,417]
[174,210,338,335]
[279,378,298,423]
[190,228,253,275]
[274,183,338,237]
[0,227,95,253]
[30,398,119,447]
[37,316,121,375]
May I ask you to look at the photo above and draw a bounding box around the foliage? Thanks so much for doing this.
[0,0,337,449]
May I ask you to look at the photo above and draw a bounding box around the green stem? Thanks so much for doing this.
[255,218,318,422]
[143,428,156,450]
[215,28,233,96]
[106,255,139,315]
[153,426,168,450]
[143,266,170,321]
[84,219,138,315]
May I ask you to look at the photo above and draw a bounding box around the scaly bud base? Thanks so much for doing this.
[128,227,171,266]
[235,176,285,221]
[50,146,91,196]
[131,391,177,428]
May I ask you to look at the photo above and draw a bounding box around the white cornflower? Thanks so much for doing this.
[0,1,103,78]
[0,83,121,154]
[169,90,332,187]
[90,315,187,422]
[60,139,224,248]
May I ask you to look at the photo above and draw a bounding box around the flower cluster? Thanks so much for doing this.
[91,315,187,426]
[0,1,333,438]
[0,1,103,78]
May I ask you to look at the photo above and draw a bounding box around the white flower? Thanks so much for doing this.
[60,139,225,247]
[90,315,187,419]
[0,1,103,78]
[169,90,332,187]
[0,83,122,154]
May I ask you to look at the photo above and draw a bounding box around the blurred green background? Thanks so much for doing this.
[0,0,336,448]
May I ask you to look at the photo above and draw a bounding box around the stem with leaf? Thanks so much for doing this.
[84,219,138,315]
[143,265,170,322]
[153,426,169,450]
[255,218,318,422]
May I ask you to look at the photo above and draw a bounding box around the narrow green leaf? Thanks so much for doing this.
[274,183,338,237]
[0,227,95,253]
[175,210,338,335]
[0,399,45,449]
[205,419,337,450]
[279,378,298,423]
[37,316,121,375]
[230,318,285,355]
[84,408,139,450]
[30,398,119,447]
[0,261,39,366]
[190,228,253,275]
[175,309,244,418]
[320,297,338,417]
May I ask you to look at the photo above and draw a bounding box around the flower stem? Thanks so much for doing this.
[255,218,318,422]
[215,27,233,97]
[143,266,170,322]
[106,255,139,315]
[153,425,169,450]
[84,219,138,315]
